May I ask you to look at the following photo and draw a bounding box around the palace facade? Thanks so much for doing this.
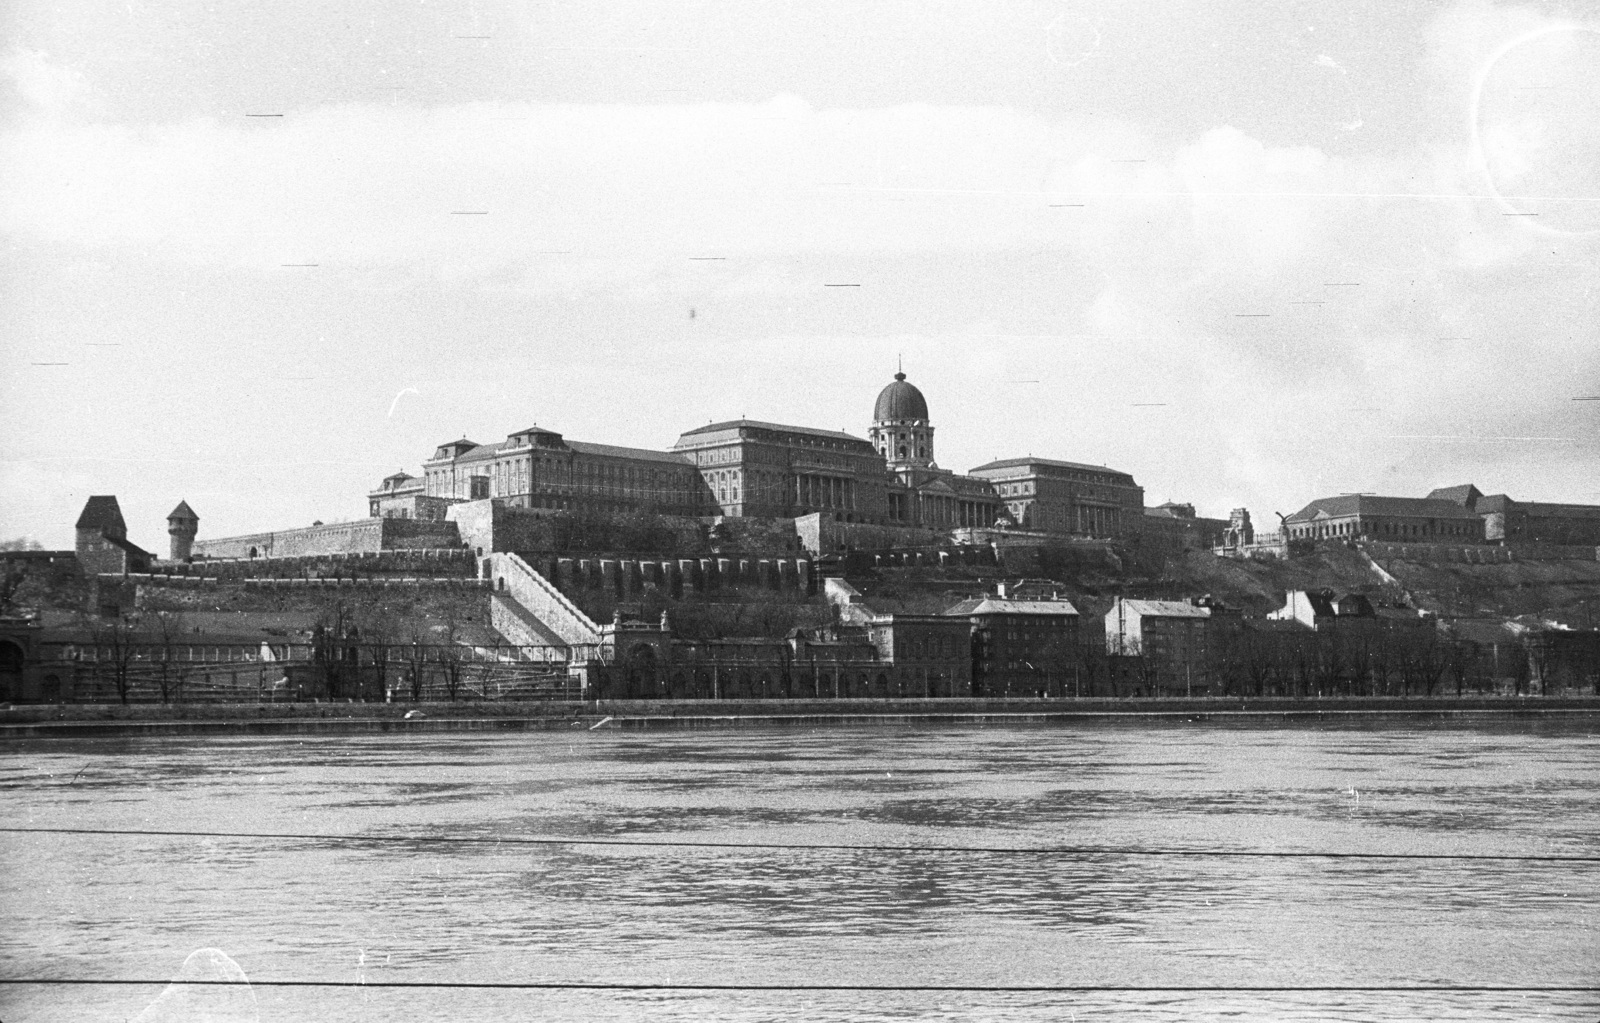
[371,372,1144,537]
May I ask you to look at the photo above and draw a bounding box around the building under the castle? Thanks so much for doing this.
[371,371,1146,538]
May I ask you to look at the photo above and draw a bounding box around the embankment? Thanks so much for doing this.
[2,695,1595,737]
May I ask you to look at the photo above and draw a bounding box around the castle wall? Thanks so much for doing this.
[796,513,942,555]
[191,519,461,560]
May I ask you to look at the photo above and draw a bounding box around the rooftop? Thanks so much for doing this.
[968,457,1136,481]
[1110,599,1211,619]
[944,597,1080,617]
[568,441,696,465]
[675,420,871,446]
[75,495,126,532]
[1285,494,1482,522]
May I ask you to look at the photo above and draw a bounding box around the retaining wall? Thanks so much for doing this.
[192,519,461,560]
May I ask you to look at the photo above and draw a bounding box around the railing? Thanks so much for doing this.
[44,642,578,666]
[41,642,588,704]
[487,552,602,645]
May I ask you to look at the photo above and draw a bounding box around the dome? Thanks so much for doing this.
[873,372,929,422]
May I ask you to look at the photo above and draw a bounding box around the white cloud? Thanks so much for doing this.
[1,46,86,115]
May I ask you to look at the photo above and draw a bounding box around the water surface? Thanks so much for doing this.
[2,721,1596,1021]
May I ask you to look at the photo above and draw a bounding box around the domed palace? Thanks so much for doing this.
[374,369,1144,539]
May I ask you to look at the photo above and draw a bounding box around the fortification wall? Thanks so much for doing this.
[381,520,463,550]
[145,550,475,580]
[1363,541,1599,564]
[192,519,461,560]
[542,553,816,601]
[449,500,709,556]
[796,514,942,555]
[714,517,803,554]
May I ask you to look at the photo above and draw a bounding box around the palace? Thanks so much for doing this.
[370,371,1145,537]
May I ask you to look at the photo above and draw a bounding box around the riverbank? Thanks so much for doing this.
[1,695,1596,737]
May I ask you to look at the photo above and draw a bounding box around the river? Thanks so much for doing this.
[1,719,1596,1021]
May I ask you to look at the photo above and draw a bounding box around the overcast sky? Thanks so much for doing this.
[2,0,1596,550]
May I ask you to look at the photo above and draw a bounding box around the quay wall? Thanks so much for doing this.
[5,695,1595,737]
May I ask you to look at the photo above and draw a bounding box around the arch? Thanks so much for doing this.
[874,672,890,698]
[0,640,23,701]
[248,546,258,559]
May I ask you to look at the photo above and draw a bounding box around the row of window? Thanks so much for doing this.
[1289,519,1478,540]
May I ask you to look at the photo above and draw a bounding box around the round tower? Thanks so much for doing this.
[167,500,198,562]
[869,369,934,470]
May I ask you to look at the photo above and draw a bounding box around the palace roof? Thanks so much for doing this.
[873,372,929,422]
[675,420,870,445]
[567,441,695,465]
[1284,495,1480,523]
[968,457,1136,482]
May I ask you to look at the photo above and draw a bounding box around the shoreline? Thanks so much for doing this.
[2,695,1596,737]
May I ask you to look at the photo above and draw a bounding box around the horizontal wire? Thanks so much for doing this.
[2,979,1597,992]
[3,826,1595,863]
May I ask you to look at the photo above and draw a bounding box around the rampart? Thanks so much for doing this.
[1361,541,1600,564]
[531,552,817,600]
[191,519,461,559]
[448,500,710,557]
[133,550,475,580]
[796,514,942,555]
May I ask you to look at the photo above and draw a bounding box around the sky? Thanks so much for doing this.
[2,0,1597,550]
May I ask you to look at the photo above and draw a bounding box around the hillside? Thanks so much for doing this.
[842,541,1600,624]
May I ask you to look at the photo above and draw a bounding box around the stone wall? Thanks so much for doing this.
[541,553,816,601]
[193,521,384,559]
[192,519,461,560]
[712,516,803,554]
[137,550,476,580]
[449,500,709,557]
[1362,541,1599,564]
[796,513,943,555]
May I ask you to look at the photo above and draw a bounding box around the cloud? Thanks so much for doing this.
[1,46,86,115]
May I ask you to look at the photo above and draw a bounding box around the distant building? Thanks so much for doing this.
[390,372,1119,537]
[967,457,1144,536]
[166,500,198,562]
[1427,484,1600,546]
[1143,501,1229,548]
[1104,597,1213,695]
[423,426,709,518]
[944,595,1080,695]
[368,471,450,521]
[1269,589,1428,632]
[74,496,152,576]
[1282,494,1485,543]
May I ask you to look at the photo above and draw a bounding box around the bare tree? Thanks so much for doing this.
[435,599,470,701]
[87,611,139,705]
[1239,628,1275,698]
[1072,636,1108,698]
[355,596,400,701]
[152,610,187,704]
[1523,630,1557,696]
[311,599,359,700]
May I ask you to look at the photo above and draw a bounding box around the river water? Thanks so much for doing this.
[1,720,1596,1022]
